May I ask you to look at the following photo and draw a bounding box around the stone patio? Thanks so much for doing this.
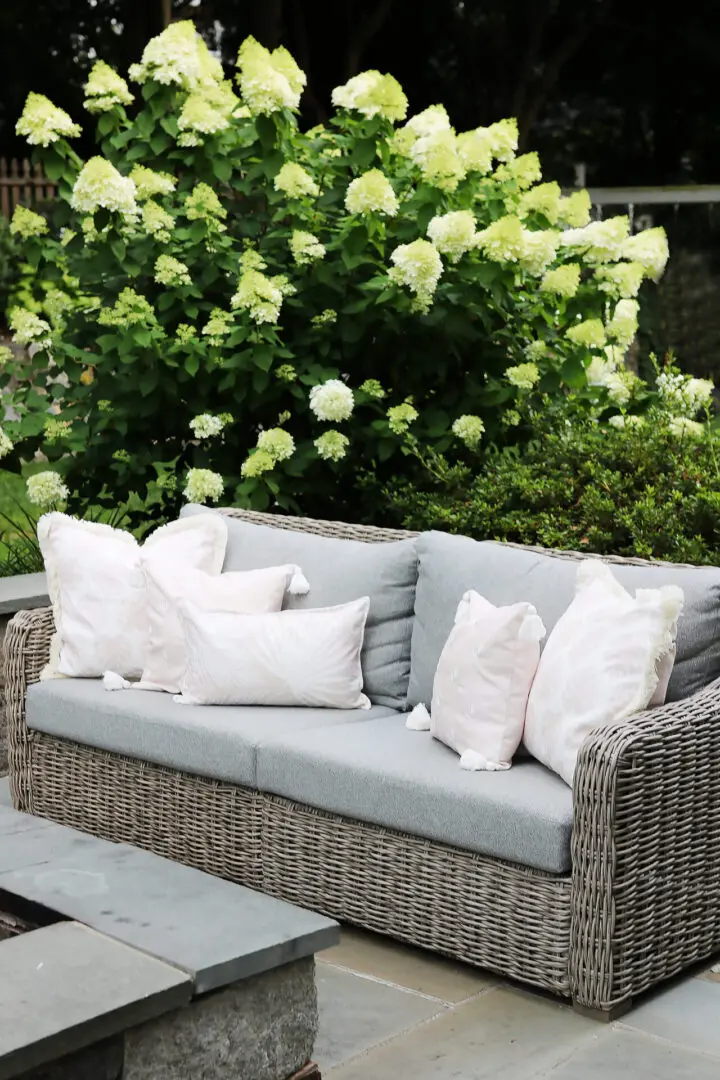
[1,777,719,1079]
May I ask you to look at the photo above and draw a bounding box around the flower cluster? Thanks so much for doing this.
[275,364,297,381]
[185,183,227,226]
[345,169,398,216]
[409,129,465,191]
[10,206,48,239]
[558,190,592,227]
[98,288,157,329]
[183,467,224,503]
[0,428,13,458]
[621,227,669,280]
[290,230,326,265]
[452,414,485,448]
[608,413,644,430]
[130,166,176,200]
[16,92,81,146]
[389,239,443,312]
[154,255,191,287]
[44,417,72,442]
[605,299,639,349]
[231,269,283,324]
[236,36,306,114]
[387,402,419,434]
[9,308,52,349]
[359,379,386,399]
[540,264,580,298]
[177,84,237,142]
[475,216,557,274]
[241,450,274,477]
[518,181,562,224]
[315,430,349,461]
[256,427,295,462]
[202,309,234,347]
[455,118,518,174]
[142,201,174,242]
[190,413,226,439]
[566,318,606,349]
[129,21,222,90]
[310,380,354,422]
[84,61,133,113]
[656,372,714,417]
[176,324,196,344]
[667,416,704,439]
[560,216,629,264]
[594,261,645,299]
[332,70,407,122]
[494,152,541,190]
[427,210,477,261]
[27,471,69,508]
[72,158,138,219]
[506,363,540,390]
[274,162,319,198]
[311,309,337,328]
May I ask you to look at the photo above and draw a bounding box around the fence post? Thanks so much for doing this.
[0,156,57,219]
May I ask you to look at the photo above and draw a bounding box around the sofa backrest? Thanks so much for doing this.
[181,505,419,710]
[408,531,720,707]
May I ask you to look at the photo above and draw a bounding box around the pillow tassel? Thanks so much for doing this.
[103,670,132,691]
[459,749,510,772]
[288,566,310,596]
[406,703,431,730]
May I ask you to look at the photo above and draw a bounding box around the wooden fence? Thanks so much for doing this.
[0,158,57,219]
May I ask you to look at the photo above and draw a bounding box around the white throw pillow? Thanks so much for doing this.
[175,596,371,708]
[138,563,310,694]
[38,512,227,679]
[523,560,684,786]
[423,590,545,770]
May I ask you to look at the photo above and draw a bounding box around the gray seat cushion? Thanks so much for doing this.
[181,505,419,709]
[409,531,720,707]
[257,715,573,873]
[27,679,396,787]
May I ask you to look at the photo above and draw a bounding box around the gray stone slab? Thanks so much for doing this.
[0,812,107,874]
[314,963,445,1071]
[621,976,720,1058]
[0,779,11,807]
[0,820,338,994]
[537,1027,720,1079]
[0,574,48,616]
[0,922,191,1080]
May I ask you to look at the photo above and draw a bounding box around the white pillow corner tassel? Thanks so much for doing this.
[288,566,311,596]
[459,749,510,772]
[406,702,432,730]
[103,670,133,691]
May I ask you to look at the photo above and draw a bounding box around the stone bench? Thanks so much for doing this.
[0,805,337,1079]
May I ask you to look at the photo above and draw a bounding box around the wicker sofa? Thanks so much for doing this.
[6,507,720,1020]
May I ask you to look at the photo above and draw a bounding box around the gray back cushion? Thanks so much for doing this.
[181,506,418,709]
[409,531,720,707]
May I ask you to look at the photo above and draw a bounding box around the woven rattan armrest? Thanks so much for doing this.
[4,607,54,810]
[570,677,720,1014]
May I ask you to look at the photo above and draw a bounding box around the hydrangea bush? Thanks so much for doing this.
[3,21,680,519]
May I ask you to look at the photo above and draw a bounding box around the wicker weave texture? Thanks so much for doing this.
[260,793,572,994]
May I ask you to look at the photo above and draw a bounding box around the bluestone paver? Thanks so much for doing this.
[538,1027,720,1080]
[620,975,720,1058]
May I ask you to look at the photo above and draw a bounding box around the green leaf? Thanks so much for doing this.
[95,208,111,231]
[252,345,274,371]
[351,138,377,169]
[184,354,199,376]
[97,334,119,353]
[213,158,232,183]
[43,157,66,182]
[255,114,277,149]
[133,329,151,348]
[150,131,171,154]
[157,293,175,312]
[110,238,126,263]
[139,369,159,395]
[561,356,587,389]
[252,368,270,393]
[345,225,368,256]
[97,113,115,137]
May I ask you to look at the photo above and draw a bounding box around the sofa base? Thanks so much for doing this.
[572,999,633,1023]
[15,731,573,1001]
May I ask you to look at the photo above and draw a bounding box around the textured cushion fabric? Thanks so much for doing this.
[26,679,395,788]
[524,561,684,786]
[257,715,573,873]
[428,590,545,770]
[176,597,370,708]
[181,505,418,708]
[39,512,227,680]
[409,531,720,706]
[140,563,307,694]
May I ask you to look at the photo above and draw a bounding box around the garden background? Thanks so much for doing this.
[0,0,719,569]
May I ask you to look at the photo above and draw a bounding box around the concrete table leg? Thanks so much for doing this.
[123,958,318,1080]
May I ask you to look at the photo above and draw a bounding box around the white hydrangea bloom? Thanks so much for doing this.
[236,36,306,114]
[129,21,223,90]
[9,307,52,349]
[231,269,284,324]
[0,428,13,458]
[256,427,295,462]
[309,380,354,422]
[274,162,319,198]
[27,471,69,508]
[620,227,669,281]
[183,467,224,504]
[10,206,47,240]
[142,200,174,242]
[405,104,451,138]
[605,298,639,348]
[154,255,191,287]
[16,92,81,146]
[668,416,704,439]
[314,430,349,462]
[656,372,714,417]
[452,415,485,448]
[83,61,133,113]
[72,157,138,219]
[608,414,644,429]
[331,70,407,122]
[506,363,540,390]
[190,414,225,439]
[427,210,477,262]
[594,261,645,299]
[518,229,559,275]
[389,239,443,313]
[345,170,398,216]
[387,403,419,434]
[409,129,465,191]
[560,216,629,264]
[290,230,326,265]
[130,166,176,200]
[177,88,234,138]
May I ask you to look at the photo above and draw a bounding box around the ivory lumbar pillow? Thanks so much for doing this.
[406,590,546,770]
[523,560,684,786]
[137,563,310,694]
[175,597,371,708]
[38,512,227,680]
